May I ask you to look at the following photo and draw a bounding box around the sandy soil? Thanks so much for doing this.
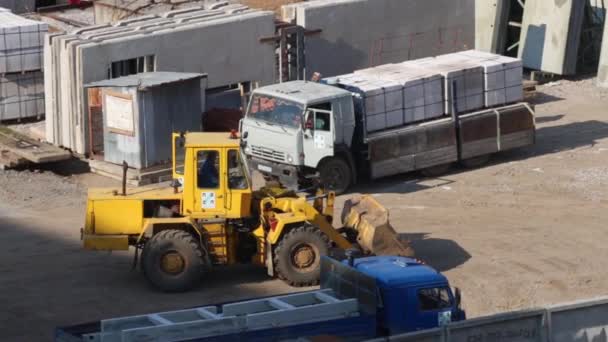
[1,79,607,341]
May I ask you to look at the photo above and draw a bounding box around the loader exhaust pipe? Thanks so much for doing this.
[122,160,128,196]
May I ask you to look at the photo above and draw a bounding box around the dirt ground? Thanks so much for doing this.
[1,78,608,341]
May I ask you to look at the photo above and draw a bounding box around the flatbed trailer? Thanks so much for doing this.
[56,256,465,341]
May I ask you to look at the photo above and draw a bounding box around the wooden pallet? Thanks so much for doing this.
[523,80,538,100]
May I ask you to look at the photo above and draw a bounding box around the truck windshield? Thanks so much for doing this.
[247,94,303,128]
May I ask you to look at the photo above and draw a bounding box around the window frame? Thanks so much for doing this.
[196,149,220,189]
[417,287,452,312]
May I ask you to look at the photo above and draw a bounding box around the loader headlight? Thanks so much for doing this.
[286,154,294,163]
[244,146,251,154]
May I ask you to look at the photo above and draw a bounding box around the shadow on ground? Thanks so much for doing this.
[399,233,471,272]
[0,213,284,341]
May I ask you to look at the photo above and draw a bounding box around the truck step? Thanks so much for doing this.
[84,289,359,342]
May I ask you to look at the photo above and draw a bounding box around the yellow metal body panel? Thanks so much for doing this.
[260,195,352,250]
[92,199,143,235]
[83,235,129,250]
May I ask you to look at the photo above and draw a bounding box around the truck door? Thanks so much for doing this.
[303,103,334,167]
[192,148,226,216]
[409,286,454,331]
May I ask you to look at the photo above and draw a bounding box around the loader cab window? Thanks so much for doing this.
[418,287,452,311]
[228,149,248,189]
[197,150,219,189]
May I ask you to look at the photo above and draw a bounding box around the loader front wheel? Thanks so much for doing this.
[142,229,206,292]
[274,225,329,287]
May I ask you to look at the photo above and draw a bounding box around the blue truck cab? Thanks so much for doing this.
[343,255,466,334]
[56,256,464,341]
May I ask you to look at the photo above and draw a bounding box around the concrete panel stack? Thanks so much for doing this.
[0,72,44,121]
[44,4,275,154]
[0,8,47,121]
[455,50,523,107]
[406,55,485,115]
[283,0,475,79]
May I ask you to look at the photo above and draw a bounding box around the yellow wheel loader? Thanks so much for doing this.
[82,132,413,292]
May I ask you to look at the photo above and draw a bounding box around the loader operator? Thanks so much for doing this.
[198,152,219,188]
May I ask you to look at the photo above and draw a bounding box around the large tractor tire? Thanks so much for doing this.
[319,157,352,195]
[274,225,330,287]
[141,229,207,292]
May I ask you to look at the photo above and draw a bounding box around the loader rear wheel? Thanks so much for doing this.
[274,225,330,287]
[142,229,206,292]
[319,158,351,194]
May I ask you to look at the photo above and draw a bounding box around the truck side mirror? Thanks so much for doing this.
[303,110,314,137]
[454,287,461,308]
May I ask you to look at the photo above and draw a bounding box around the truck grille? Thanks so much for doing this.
[251,145,285,162]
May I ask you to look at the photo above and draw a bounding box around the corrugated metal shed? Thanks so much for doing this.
[85,72,207,90]
[85,72,207,169]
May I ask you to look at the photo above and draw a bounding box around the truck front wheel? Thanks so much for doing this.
[274,225,330,287]
[141,229,207,292]
[319,157,352,194]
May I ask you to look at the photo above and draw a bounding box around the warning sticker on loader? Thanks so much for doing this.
[202,192,216,209]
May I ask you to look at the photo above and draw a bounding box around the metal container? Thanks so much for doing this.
[85,72,207,169]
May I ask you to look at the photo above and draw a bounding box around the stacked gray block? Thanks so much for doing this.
[0,71,44,120]
[356,64,444,123]
[455,50,523,107]
[0,7,47,122]
[285,0,474,80]
[406,54,484,115]
[0,8,48,73]
[44,5,275,154]
[328,62,445,133]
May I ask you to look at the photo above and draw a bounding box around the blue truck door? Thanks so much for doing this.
[409,286,454,330]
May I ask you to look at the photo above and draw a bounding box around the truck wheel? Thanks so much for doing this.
[274,225,330,287]
[142,229,206,292]
[319,158,351,194]
[420,163,451,177]
[460,155,491,169]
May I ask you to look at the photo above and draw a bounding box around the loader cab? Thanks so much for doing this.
[324,256,465,335]
[172,132,252,219]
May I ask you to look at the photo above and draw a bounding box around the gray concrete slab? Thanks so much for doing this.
[597,13,608,88]
[518,0,585,75]
[45,7,275,154]
[289,0,474,80]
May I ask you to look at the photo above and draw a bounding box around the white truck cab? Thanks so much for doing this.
[240,81,357,190]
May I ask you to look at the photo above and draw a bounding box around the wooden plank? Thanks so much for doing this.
[0,126,71,163]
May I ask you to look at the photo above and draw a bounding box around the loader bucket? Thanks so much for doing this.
[341,195,414,257]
